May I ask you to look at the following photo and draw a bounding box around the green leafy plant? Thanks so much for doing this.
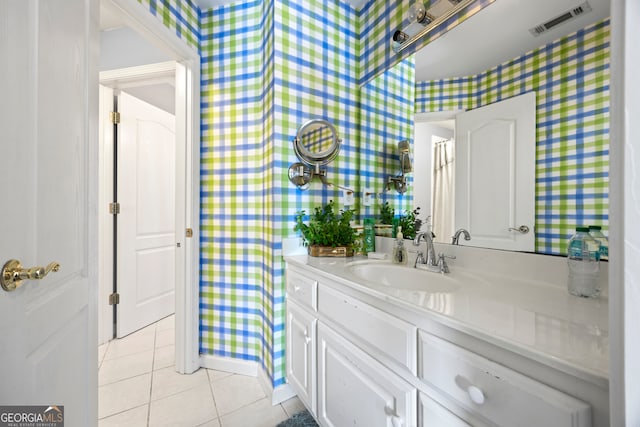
[294,200,357,248]
[379,201,394,225]
[398,207,422,240]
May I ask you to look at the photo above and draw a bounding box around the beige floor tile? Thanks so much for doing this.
[206,369,233,383]
[151,366,209,401]
[156,314,175,331]
[155,327,175,348]
[99,373,152,419]
[153,345,175,370]
[99,350,154,386]
[98,404,148,427]
[220,398,288,427]
[149,384,217,426]
[281,396,306,417]
[104,328,156,360]
[196,419,221,427]
[210,374,266,416]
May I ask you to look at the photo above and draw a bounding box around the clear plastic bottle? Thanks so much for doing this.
[588,225,608,261]
[392,227,408,265]
[567,227,601,298]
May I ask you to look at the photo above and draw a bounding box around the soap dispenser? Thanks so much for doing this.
[392,227,408,265]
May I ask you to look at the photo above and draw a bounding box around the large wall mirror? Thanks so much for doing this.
[409,0,610,254]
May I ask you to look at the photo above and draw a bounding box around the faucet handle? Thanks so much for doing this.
[437,253,456,273]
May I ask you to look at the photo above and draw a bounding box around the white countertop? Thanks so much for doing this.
[284,252,609,387]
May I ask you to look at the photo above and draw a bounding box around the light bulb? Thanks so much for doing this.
[408,2,427,23]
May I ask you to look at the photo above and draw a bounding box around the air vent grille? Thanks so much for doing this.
[529,1,592,37]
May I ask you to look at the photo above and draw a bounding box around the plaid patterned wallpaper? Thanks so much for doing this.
[415,19,610,255]
[198,0,415,387]
[199,0,266,367]
[136,0,200,51]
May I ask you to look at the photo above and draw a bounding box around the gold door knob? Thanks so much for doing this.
[1,259,60,292]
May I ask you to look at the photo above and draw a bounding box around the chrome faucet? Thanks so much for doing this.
[451,228,471,245]
[413,231,438,271]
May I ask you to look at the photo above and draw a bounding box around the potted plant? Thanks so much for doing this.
[398,207,423,240]
[294,200,358,257]
[376,201,394,237]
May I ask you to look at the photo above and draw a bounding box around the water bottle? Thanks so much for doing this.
[588,225,609,261]
[567,227,601,298]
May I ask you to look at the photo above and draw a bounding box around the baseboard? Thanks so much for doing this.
[199,354,258,377]
[258,366,297,406]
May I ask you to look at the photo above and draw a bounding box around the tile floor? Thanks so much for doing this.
[98,315,305,426]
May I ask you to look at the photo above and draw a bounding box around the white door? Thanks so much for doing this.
[117,91,176,337]
[455,92,536,251]
[0,0,97,425]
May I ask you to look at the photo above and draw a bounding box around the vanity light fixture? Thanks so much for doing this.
[393,0,476,53]
[386,140,413,194]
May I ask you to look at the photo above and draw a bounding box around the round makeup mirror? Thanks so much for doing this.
[292,119,341,167]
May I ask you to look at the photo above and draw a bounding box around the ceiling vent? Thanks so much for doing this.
[529,1,592,37]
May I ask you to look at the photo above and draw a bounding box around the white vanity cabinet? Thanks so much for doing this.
[285,261,601,427]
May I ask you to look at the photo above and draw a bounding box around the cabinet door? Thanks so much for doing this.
[287,299,317,415]
[317,323,416,427]
[419,393,471,427]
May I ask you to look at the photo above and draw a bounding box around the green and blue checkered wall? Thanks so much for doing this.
[200,0,414,387]
[138,0,610,387]
[415,19,610,255]
[136,0,200,51]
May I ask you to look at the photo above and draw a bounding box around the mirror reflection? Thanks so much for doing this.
[409,0,610,255]
[294,119,340,166]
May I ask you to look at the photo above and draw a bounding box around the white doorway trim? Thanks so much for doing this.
[100,0,200,374]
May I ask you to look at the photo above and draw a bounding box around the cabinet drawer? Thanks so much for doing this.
[418,331,592,427]
[318,284,417,373]
[286,268,317,311]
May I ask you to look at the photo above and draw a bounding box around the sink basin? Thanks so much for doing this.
[346,261,461,293]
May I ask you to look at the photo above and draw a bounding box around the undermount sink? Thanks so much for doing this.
[346,261,462,293]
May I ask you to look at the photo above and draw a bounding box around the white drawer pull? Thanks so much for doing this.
[467,385,485,405]
[294,285,301,292]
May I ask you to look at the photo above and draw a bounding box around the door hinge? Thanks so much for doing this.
[109,293,120,305]
[109,202,120,215]
[186,228,193,238]
[109,111,120,124]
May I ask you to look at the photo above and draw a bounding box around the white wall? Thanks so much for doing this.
[100,27,171,71]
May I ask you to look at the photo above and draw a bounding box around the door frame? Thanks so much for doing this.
[99,0,200,374]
